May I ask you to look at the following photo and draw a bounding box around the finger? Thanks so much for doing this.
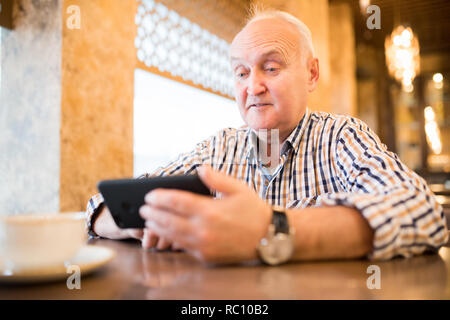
[141,206,196,247]
[142,206,192,236]
[141,229,158,249]
[145,219,195,251]
[141,229,150,249]
[148,230,159,248]
[172,242,183,251]
[197,165,244,196]
[143,189,212,218]
[156,238,172,251]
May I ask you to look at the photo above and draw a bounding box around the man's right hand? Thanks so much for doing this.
[93,205,177,250]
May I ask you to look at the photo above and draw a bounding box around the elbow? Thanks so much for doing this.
[369,201,449,261]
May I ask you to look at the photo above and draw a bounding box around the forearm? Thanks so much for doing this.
[93,206,131,240]
[287,206,374,261]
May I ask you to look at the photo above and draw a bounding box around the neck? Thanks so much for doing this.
[256,127,292,152]
[255,129,283,166]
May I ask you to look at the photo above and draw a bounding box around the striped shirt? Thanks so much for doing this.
[86,108,448,260]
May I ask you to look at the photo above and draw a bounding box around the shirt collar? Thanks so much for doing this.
[283,107,311,156]
[246,107,311,161]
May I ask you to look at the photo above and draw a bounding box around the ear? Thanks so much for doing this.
[307,57,320,92]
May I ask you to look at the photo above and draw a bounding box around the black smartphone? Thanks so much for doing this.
[97,174,211,229]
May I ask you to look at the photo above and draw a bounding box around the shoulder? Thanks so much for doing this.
[309,110,376,138]
[215,126,249,138]
[196,126,249,150]
[208,126,249,143]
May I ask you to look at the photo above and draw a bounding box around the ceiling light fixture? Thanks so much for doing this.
[385,25,420,92]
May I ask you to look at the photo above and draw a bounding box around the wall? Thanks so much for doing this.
[329,2,356,116]
[60,0,137,211]
[0,0,62,215]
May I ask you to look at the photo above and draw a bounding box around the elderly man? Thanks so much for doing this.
[86,10,448,265]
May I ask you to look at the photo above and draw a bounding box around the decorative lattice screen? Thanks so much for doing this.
[135,0,249,98]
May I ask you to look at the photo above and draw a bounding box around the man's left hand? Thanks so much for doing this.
[139,165,272,264]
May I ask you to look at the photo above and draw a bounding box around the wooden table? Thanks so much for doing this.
[1,238,450,300]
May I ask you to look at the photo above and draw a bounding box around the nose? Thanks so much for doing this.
[246,71,266,96]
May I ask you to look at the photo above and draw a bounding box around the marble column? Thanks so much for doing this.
[0,0,62,215]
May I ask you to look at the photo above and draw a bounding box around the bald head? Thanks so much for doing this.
[231,10,315,66]
[228,12,320,142]
[231,18,303,67]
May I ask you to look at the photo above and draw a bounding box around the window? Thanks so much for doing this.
[0,28,2,91]
[135,0,235,97]
[133,1,245,176]
[133,69,243,176]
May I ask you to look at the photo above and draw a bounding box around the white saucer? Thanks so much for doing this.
[0,245,116,284]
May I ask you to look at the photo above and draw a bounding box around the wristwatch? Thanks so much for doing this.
[257,206,295,265]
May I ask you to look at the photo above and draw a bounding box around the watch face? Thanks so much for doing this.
[258,233,294,265]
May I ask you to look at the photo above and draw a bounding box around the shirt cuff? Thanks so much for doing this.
[85,192,105,239]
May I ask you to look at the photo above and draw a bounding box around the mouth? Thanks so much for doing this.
[248,103,272,109]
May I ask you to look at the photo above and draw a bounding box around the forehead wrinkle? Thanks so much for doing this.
[231,25,300,66]
[232,41,295,66]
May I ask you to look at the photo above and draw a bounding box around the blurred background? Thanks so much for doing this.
[0,0,449,217]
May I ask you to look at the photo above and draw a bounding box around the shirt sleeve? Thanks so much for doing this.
[85,134,216,238]
[319,118,448,260]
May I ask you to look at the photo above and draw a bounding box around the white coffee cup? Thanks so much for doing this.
[0,212,87,272]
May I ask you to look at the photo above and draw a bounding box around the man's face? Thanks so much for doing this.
[230,18,318,140]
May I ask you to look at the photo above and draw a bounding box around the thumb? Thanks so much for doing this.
[197,165,243,196]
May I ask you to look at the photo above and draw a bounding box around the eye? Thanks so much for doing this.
[235,70,248,79]
[264,65,280,73]
[263,62,281,74]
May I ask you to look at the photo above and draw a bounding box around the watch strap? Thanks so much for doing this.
[272,208,289,234]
